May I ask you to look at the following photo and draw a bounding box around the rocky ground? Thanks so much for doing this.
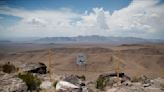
[0,62,164,92]
[0,72,27,92]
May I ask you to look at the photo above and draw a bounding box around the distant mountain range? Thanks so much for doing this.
[36,35,164,44]
[0,40,11,43]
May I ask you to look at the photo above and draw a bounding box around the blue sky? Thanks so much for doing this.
[0,0,164,39]
[0,0,131,26]
[3,0,131,12]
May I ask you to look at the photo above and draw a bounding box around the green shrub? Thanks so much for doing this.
[18,73,41,92]
[78,75,86,81]
[53,81,58,88]
[96,76,109,90]
[2,62,17,73]
[160,83,164,89]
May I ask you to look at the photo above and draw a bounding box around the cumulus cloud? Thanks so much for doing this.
[108,0,164,38]
[0,0,164,39]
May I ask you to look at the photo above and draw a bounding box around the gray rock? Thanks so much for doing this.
[18,62,47,74]
[0,72,27,92]
[63,75,81,86]
[143,83,151,87]
[123,81,132,86]
[107,86,163,92]
[152,78,164,88]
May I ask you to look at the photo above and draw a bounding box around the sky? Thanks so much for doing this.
[0,0,164,39]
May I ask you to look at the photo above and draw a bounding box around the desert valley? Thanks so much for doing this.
[0,40,164,92]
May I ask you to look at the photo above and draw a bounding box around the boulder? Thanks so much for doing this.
[56,81,80,92]
[63,75,81,86]
[143,83,151,87]
[57,75,89,92]
[19,62,47,74]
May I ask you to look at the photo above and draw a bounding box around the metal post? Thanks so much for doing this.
[116,50,121,85]
[48,49,52,82]
[48,49,56,92]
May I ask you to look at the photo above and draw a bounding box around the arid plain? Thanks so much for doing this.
[0,43,163,80]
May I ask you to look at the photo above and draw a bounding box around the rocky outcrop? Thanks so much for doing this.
[95,73,164,92]
[18,62,47,74]
[0,72,27,92]
[107,77,164,92]
[63,75,82,86]
[107,86,163,92]
[56,75,89,92]
[28,62,47,74]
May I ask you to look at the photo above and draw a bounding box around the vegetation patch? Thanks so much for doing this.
[53,80,58,88]
[18,72,41,92]
[2,62,17,73]
[96,75,110,90]
[160,83,164,89]
[77,75,86,81]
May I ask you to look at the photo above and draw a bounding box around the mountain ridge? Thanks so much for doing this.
[36,35,164,44]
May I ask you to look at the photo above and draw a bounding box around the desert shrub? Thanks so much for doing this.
[96,76,109,90]
[131,76,140,82]
[2,62,17,73]
[18,73,41,92]
[78,75,86,81]
[53,80,58,88]
[160,83,164,89]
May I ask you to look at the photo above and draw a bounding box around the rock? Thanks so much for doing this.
[138,75,151,84]
[81,86,89,92]
[0,72,27,92]
[143,83,151,87]
[29,62,47,74]
[123,81,132,86]
[107,77,119,87]
[107,86,163,92]
[152,77,164,88]
[18,62,47,74]
[150,80,154,84]
[56,80,80,92]
[107,87,119,92]
[100,72,128,79]
[144,87,163,92]
[97,72,131,88]
[106,76,164,92]
[40,81,52,89]
[63,75,81,86]
[132,82,142,87]
[57,75,90,92]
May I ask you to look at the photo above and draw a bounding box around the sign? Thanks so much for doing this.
[76,53,86,65]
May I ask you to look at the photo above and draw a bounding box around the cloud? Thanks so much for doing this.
[108,0,164,37]
[26,17,46,26]
[95,8,109,30]
[0,0,164,39]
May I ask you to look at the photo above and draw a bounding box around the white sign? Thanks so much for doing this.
[76,53,86,65]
